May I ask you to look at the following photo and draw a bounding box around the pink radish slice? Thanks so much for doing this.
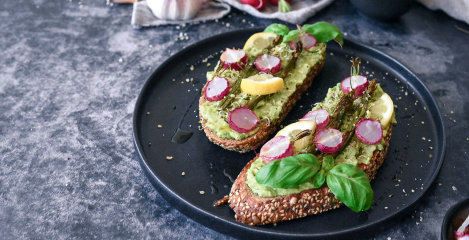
[204,77,230,101]
[355,119,383,145]
[254,54,282,74]
[341,75,369,97]
[300,109,330,128]
[220,48,247,70]
[228,107,259,133]
[314,128,343,154]
[288,33,317,50]
[260,136,294,163]
[301,33,317,49]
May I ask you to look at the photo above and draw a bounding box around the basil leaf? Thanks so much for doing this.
[256,154,320,189]
[326,164,373,212]
[312,169,326,188]
[302,22,344,47]
[282,29,300,43]
[264,24,290,36]
[322,155,335,172]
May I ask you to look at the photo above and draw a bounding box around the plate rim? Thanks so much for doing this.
[132,28,446,238]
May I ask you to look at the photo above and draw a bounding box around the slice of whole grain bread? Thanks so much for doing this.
[228,125,393,225]
[199,51,326,153]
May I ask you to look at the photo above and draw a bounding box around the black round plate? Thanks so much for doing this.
[133,29,445,239]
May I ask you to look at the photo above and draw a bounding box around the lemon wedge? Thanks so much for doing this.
[241,74,284,95]
[243,32,278,55]
[276,121,317,153]
[369,92,394,127]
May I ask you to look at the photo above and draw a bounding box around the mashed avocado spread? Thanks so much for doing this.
[246,83,395,198]
[199,43,326,140]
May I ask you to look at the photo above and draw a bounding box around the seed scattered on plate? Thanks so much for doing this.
[199,191,205,195]
[190,65,195,71]
[181,172,186,176]
[452,186,457,191]
[158,124,163,128]
[146,112,151,115]
[166,156,173,160]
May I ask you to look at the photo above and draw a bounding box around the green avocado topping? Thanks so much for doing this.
[199,43,326,140]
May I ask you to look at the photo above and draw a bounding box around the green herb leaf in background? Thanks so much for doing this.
[278,0,291,13]
[326,164,373,212]
[264,24,290,36]
[282,29,300,43]
[256,154,320,189]
[312,169,326,188]
[302,22,344,47]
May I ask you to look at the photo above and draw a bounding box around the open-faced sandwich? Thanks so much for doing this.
[199,22,343,152]
[223,58,396,225]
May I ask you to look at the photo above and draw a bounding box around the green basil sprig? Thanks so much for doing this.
[256,154,320,189]
[264,24,290,36]
[302,22,344,47]
[326,164,373,212]
[255,154,373,212]
[282,29,300,43]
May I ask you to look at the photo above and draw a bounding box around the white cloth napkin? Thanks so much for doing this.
[417,0,469,24]
[131,1,231,27]
[131,0,335,27]
[221,0,334,24]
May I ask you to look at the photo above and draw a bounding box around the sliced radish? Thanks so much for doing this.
[254,54,282,74]
[204,77,229,101]
[228,107,259,133]
[288,33,317,50]
[314,128,343,154]
[220,48,247,71]
[300,109,330,128]
[355,119,383,145]
[260,136,293,163]
[341,75,369,97]
[301,33,317,49]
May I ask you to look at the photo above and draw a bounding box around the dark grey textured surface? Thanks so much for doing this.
[0,0,468,239]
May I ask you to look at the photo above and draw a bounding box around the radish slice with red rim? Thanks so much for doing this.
[288,33,317,50]
[300,109,330,128]
[355,119,383,145]
[254,54,282,74]
[260,136,293,163]
[204,77,229,101]
[220,48,247,70]
[341,75,369,97]
[228,107,259,133]
[301,33,317,49]
[314,128,343,154]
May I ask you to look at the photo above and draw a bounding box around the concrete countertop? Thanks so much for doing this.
[1,0,468,239]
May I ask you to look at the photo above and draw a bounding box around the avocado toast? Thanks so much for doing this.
[199,23,343,152]
[226,58,396,225]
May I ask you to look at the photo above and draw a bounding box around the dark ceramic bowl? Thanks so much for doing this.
[442,198,469,240]
[350,0,412,21]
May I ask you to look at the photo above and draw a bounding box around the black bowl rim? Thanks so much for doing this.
[441,198,469,240]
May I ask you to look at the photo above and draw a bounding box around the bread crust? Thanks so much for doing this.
[199,51,326,153]
[228,125,393,225]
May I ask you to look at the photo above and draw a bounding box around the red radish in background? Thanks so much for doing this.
[204,77,230,101]
[289,33,317,50]
[300,109,330,128]
[241,0,267,10]
[260,136,294,163]
[341,75,369,97]
[355,119,383,145]
[269,0,291,5]
[314,128,343,154]
[220,48,247,70]
[228,107,259,133]
[254,54,282,74]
